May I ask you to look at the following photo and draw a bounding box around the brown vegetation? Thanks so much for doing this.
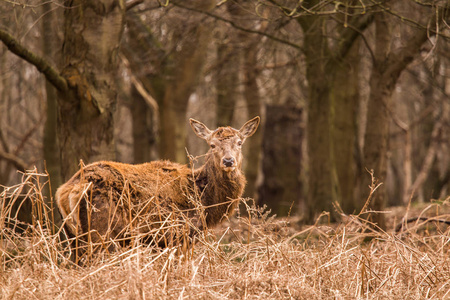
[55,117,260,258]
[1,171,450,299]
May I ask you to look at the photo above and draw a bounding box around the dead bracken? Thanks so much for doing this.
[1,170,450,299]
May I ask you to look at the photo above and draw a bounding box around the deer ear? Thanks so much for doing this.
[190,119,212,140]
[239,116,260,138]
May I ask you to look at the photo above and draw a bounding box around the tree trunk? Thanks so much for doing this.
[259,105,303,216]
[332,41,360,214]
[0,50,12,184]
[158,5,214,163]
[296,7,373,223]
[122,11,160,162]
[361,11,395,230]
[42,1,62,225]
[300,16,338,222]
[58,1,125,180]
[223,0,263,198]
[131,85,157,163]
[159,94,190,163]
[361,9,432,229]
[362,65,391,230]
[123,3,214,163]
[242,42,262,199]
[423,55,450,201]
[216,41,238,127]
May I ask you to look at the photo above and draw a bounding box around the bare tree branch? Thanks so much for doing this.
[0,28,68,92]
[170,1,302,50]
[0,149,28,172]
[125,0,143,11]
[120,55,159,112]
[403,121,442,203]
[375,1,450,39]
[334,14,375,61]
[385,24,431,80]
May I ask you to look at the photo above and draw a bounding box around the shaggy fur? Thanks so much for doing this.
[56,117,260,249]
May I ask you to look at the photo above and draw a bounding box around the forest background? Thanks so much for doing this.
[0,0,449,231]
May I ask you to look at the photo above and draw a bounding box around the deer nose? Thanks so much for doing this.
[222,157,235,167]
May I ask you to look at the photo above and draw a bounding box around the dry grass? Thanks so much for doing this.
[1,170,450,299]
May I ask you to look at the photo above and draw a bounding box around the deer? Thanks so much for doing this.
[55,117,260,254]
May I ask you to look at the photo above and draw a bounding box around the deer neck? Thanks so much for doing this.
[193,154,246,226]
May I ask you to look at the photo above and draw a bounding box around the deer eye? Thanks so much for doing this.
[210,144,216,149]
[237,140,243,146]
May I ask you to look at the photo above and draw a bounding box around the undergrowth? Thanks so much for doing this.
[1,170,450,299]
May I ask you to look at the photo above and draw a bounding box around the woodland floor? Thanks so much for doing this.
[1,173,450,299]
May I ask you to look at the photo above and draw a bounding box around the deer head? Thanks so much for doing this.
[190,117,260,173]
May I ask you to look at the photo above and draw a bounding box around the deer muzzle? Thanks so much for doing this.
[222,157,236,171]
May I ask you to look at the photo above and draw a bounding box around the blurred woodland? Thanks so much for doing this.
[0,0,449,230]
